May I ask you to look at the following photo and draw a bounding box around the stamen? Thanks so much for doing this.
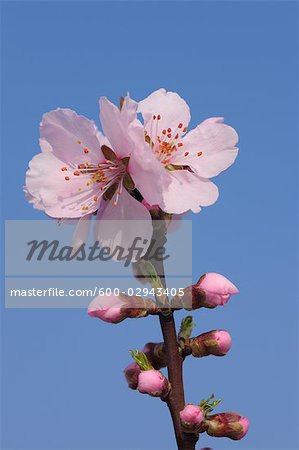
[197,151,203,156]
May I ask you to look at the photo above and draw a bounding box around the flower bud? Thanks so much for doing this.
[194,273,239,309]
[203,413,249,440]
[142,342,167,369]
[190,330,232,357]
[88,295,127,323]
[123,362,141,390]
[180,404,204,433]
[137,369,171,398]
[172,273,238,310]
[88,294,158,324]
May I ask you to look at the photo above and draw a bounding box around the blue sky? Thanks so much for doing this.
[1,1,298,449]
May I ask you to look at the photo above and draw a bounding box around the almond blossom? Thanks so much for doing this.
[25,96,154,253]
[130,88,239,214]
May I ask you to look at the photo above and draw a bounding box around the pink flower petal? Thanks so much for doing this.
[173,117,239,178]
[138,88,191,140]
[40,108,103,165]
[99,96,140,158]
[94,189,153,261]
[25,152,100,218]
[160,170,219,214]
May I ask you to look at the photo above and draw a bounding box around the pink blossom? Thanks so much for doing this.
[196,272,239,308]
[131,88,238,214]
[137,369,170,398]
[180,404,204,432]
[25,96,153,255]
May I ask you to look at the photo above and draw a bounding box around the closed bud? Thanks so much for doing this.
[142,342,167,369]
[190,330,232,357]
[88,294,158,324]
[123,362,141,390]
[137,369,171,398]
[180,404,204,433]
[194,273,239,309]
[173,273,238,311]
[203,412,249,440]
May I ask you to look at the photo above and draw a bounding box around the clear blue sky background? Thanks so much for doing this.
[1,1,298,449]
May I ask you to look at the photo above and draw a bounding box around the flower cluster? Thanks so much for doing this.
[25,88,238,252]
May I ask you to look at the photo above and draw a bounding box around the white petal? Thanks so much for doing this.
[40,108,103,165]
[173,118,239,178]
[95,189,153,262]
[25,152,100,218]
[161,170,219,214]
[138,88,191,139]
[99,96,140,158]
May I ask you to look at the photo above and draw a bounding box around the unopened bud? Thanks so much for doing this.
[137,369,171,398]
[194,273,238,309]
[203,413,249,440]
[176,273,239,310]
[180,404,204,433]
[190,330,232,357]
[88,294,158,324]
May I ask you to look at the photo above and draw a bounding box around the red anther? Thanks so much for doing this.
[197,151,203,156]
[61,167,67,171]
[73,171,80,176]
[153,115,156,120]
[178,123,183,128]
[184,151,189,156]
[167,133,172,138]
[183,127,188,133]
[175,133,179,139]
[84,148,89,154]
[167,128,171,133]
[65,176,70,181]
[93,196,98,201]
[157,114,161,120]
[178,142,183,147]
[162,129,166,135]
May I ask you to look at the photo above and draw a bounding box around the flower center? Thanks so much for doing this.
[61,144,131,211]
[145,116,187,165]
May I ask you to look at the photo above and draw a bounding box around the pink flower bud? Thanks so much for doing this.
[180,404,204,433]
[137,369,170,398]
[190,330,232,357]
[193,273,239,309]
[123,362,141,390]
[213,330,232,355]
[88,295,127,324]
[204,412,249,440]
